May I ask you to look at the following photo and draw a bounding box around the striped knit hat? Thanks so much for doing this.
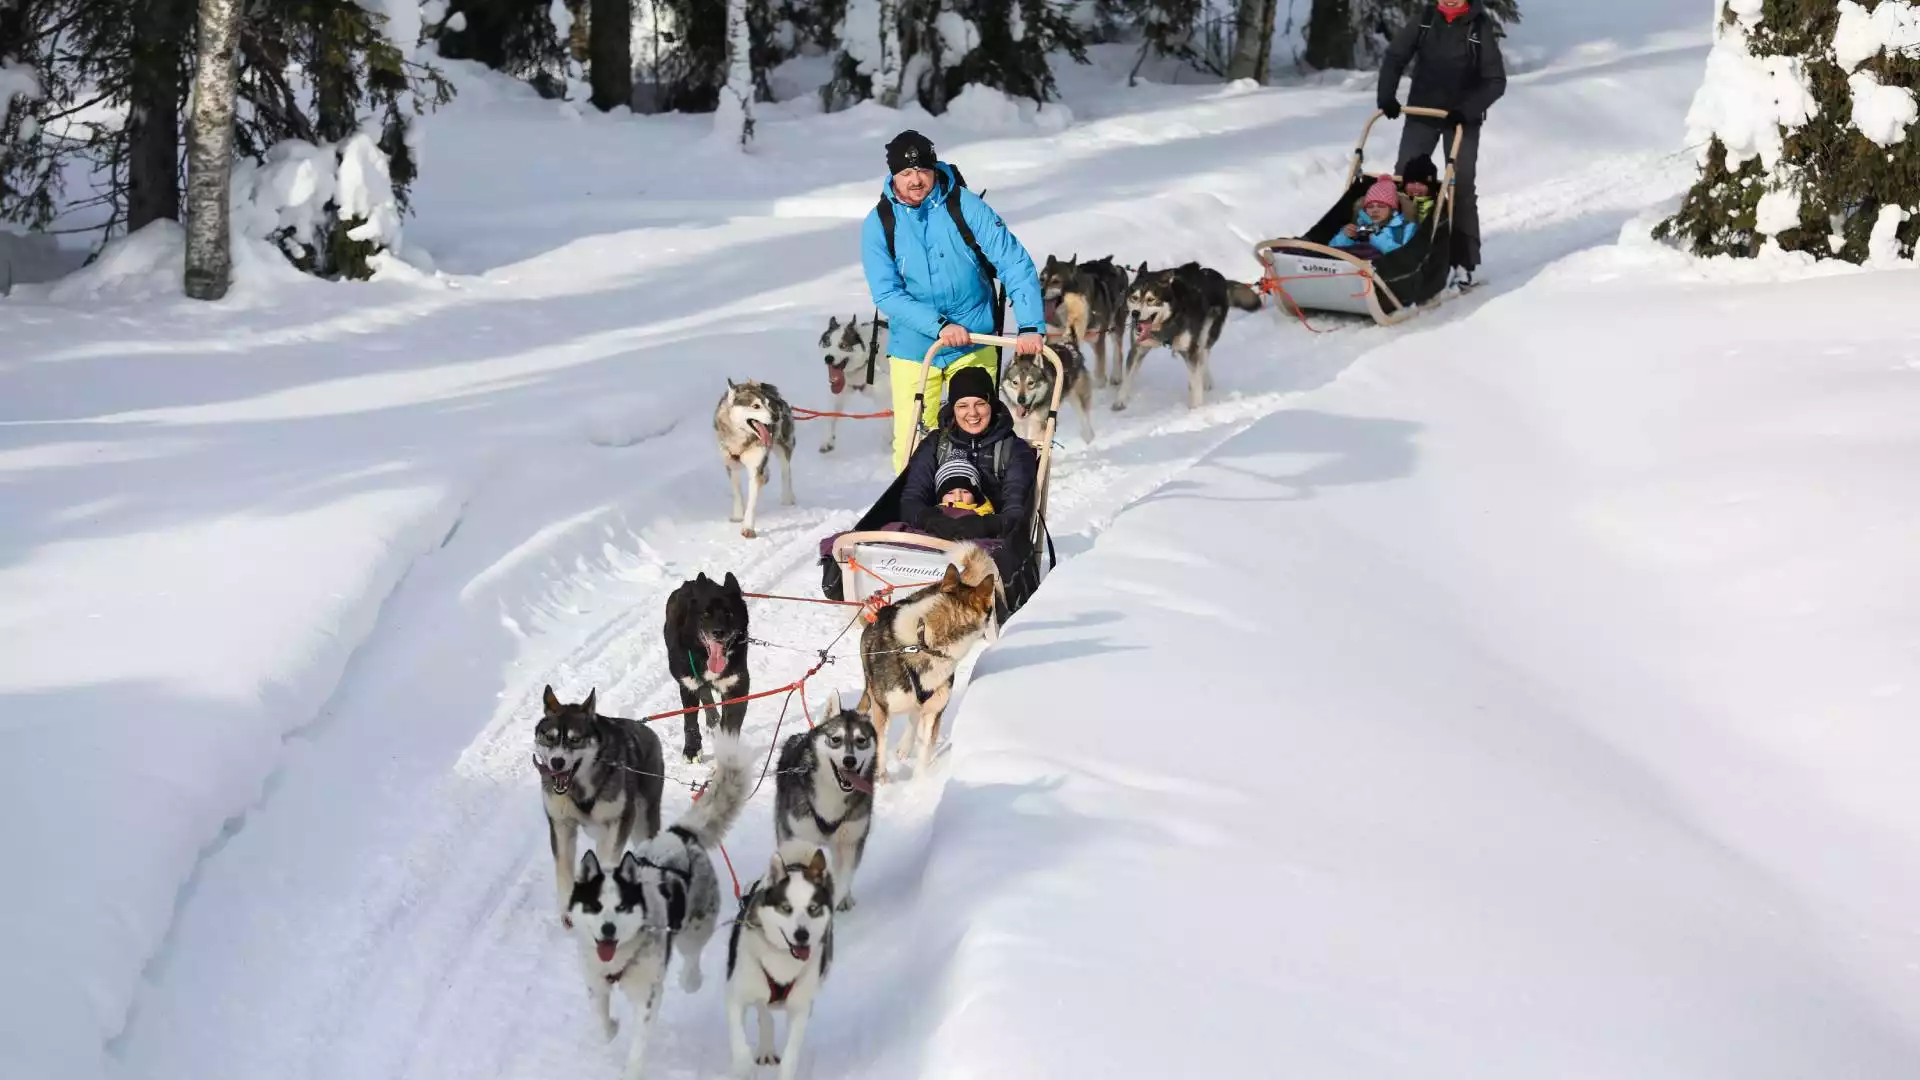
[934,454,983,500]
[1363,175,1400,209]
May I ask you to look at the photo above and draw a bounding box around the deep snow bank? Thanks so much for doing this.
[891,238,1920,1075]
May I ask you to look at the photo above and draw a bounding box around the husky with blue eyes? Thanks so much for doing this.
[724,847,837,1080]
[772,690,877,911]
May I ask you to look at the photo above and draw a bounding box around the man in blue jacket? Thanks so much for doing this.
[861,129,1047,473]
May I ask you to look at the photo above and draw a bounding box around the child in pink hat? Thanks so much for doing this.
[1330,174,1415,259]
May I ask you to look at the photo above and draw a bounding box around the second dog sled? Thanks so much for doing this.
[817,334,1065,618]
[1253,106,1466,328]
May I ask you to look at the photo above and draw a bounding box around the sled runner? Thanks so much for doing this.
[818,335,1065,617]
[1252,106,1467,328]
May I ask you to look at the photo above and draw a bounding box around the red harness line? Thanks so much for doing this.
[791,406,893,421]
[1259,269,1376,335]
[669,578,903,898]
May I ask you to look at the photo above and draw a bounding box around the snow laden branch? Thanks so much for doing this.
[1658,0,1920,263]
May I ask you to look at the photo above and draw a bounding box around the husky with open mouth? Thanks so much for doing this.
[1113,261,1261,413]
[816,314,889,454]
[773,690,878,911]
[724,846,838,1080]
[1002,322,1095,446]
[663,570,752,764]
[569,732,752,1079]
[715,378,796,538]
[535,685,666,927]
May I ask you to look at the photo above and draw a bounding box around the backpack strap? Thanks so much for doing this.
[877,197,896,263]
[992,438,1009,485]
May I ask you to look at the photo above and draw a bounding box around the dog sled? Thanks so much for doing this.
[817,334,1065,618]
[1253,106,1466,328]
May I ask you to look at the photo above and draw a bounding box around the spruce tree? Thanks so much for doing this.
[1656,0,1920,263]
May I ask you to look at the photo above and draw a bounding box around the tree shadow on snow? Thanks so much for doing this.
[1129,408,1422,510]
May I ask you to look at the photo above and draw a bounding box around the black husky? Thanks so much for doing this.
[1114,261,1261,413]
[664,571,751,763]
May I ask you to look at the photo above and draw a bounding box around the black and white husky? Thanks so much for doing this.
[535,685,665,927]
[1002,324,1095,446]
[715,379,796,538]
[1114,261,1261,413]
[817,314,889,454]
[725,846,837,1080]
[568,732,752,1080]
[773,689,876,911]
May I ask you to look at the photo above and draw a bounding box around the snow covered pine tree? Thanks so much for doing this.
[1657,0,1920,262]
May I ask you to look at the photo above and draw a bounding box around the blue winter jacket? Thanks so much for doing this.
[1331,208,1416,256]
[861,162,1046,370]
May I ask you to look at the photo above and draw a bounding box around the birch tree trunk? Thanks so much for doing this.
[183,0,240,301]
[712,0,753,147]
[1227,0,1276,81]
[875,0,903,108]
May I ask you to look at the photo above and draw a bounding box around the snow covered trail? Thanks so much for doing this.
[0,14,1721,1080]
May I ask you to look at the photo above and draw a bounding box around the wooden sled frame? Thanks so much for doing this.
[1253,107,1467,328]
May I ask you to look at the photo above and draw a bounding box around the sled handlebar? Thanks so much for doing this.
[1344,108,1468,228]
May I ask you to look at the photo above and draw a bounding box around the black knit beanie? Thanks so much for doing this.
[887,129,937,175]
[946,366,996,408]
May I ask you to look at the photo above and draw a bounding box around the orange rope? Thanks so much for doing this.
[791,406,893,420]
[1260,269,1375,335]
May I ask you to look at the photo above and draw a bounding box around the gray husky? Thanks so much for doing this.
[817,314,889,454]
[715,379,797,538]
[773,689,877,911]
[535,685,665,926]
[1114,261,1262,413]
[1040,253,1130,388]
[568,731,752,1080]
[1002,323,1095,446]
[725,846,837,1080]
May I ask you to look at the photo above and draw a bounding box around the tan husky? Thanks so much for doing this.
[857,542,1001,781]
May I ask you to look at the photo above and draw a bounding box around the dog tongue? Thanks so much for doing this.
[789,944,811,961]
[597,941,617,963]
[848,772,874,794]
[705,638,727,675]
[828,369,845,395]
[751,420,771,446]
[1043,297,1059,324]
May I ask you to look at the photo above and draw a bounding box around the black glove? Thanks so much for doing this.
[1380,99,1402,121]
[1445,109,1470,128]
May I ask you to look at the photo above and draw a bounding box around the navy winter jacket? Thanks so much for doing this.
[898,402,1038,541]
[861,162,1046,369]
[1378,2,1508,121]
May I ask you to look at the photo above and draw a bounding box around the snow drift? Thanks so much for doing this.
[896,235,1920,1076]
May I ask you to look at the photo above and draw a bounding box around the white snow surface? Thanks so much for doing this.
[8,10,1920,1080]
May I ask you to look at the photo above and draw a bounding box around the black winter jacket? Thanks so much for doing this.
[898,401,1038,542]
[1378,2,1507,121]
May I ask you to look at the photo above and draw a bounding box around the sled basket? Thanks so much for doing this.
[1253,107,1464,327]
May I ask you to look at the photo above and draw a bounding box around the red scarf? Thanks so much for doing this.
[1438,1,1470,22]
